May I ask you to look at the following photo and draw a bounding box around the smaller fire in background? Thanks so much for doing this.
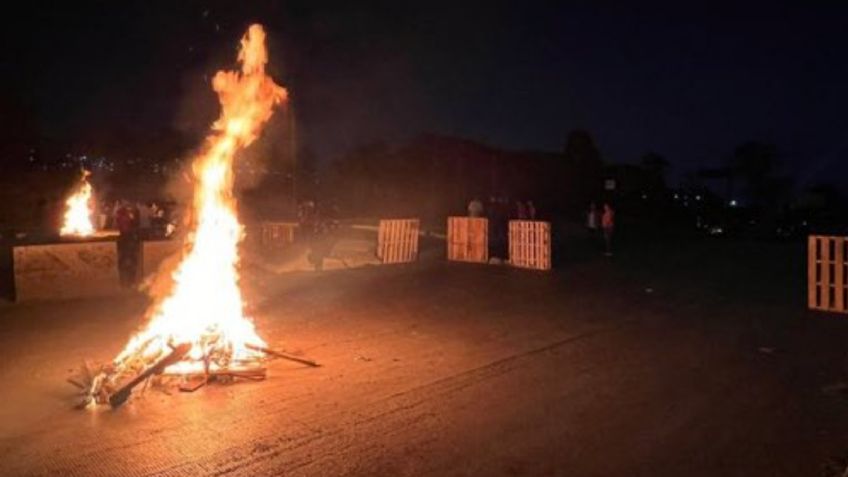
[60,169,95,237]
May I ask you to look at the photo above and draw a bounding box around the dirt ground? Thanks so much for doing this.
[2,235,848,476]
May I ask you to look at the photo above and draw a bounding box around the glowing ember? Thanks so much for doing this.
[87,24,287,406]
[60,169,95,237]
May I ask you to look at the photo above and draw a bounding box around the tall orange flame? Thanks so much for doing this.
[60,169,95,237]
[109,25,287,378]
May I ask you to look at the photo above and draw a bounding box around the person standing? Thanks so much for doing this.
[467,197,484,218]
[489,196,509,262]
[115,202,140,287]
[526,200,536,220]
[137,201,152,239]
[587,202,599,233]
[98,200,110,230]
[515,200,527,220]
[601,203,615,257]
[149,202,164,238]
[114,203,132,286]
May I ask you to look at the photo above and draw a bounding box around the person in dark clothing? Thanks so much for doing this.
[526,200,537,220]
[115,202,141,287]
[515,201,527,220]
[488,196,509,262]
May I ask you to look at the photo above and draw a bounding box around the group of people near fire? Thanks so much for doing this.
[99,200,178,287]
[466,196,616,260]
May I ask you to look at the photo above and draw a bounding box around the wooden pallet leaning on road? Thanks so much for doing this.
[447,217,488,263]
[260,221,298,248]
[377,219,420,264]
[809,235,848,314]
[509,220,551,271]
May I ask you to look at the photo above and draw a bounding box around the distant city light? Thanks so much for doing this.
[729,199,738,207]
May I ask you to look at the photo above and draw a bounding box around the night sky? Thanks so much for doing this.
[3,1,848,186]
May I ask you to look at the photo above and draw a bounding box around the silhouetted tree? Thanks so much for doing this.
[561,129,604,215]
[563,130,602,166]
[730,142,790,209]
[697,166,735,201]
[326,142,393,216]
[732,142,776,186]
[640,151,669,192]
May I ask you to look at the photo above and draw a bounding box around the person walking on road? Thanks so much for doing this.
[602,203,615,257]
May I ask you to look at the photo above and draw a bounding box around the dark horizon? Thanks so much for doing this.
[2,2,848,188]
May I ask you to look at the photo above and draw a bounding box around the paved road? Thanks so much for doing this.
[2,240,848,476]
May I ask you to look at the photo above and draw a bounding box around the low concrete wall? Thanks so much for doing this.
[13,241,120,301]
[141,239,182,278]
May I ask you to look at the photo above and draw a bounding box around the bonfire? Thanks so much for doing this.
[59,169,95,237]
[76,24,316,409]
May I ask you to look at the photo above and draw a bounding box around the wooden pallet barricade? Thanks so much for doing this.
[447,217,488,263]
[809,235,848,313]
[509,220,551,271]
[260,221,298,248]
[377,219,420,264]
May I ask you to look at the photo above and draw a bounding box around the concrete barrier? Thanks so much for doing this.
[142,239,183,277]
[324,238,382,270]
[13,241,120,301]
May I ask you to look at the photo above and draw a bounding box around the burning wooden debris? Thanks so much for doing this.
[107,342,192,407]
[70,341,319,409]
[72,24,311,410]
[247,343,321,368]
[59,168,95,237]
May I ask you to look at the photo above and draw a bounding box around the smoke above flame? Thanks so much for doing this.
[111,24,287,376]
[60,169,95,237]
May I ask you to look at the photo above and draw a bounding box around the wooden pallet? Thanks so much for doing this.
[509,220,551,271]
[377,219,420,264]
[809,235,848,313]
[260,221,298,248]
[447,217,488,263]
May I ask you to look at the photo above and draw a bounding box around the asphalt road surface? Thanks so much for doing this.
[1,238,848,476]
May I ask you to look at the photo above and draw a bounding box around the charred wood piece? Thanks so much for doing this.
[108,342,191,408]
[246,343,321,367]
